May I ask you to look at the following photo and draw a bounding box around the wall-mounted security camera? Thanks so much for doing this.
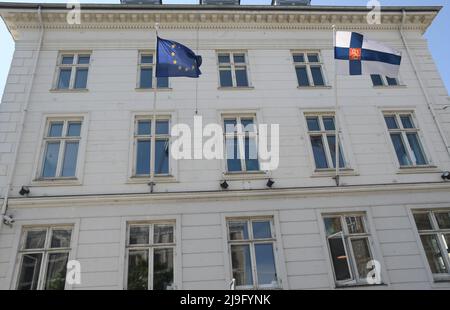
[2,214,15,226]
[19,186,30,196]
[442,171,450,181]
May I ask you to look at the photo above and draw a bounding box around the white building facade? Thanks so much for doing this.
[0,2,450,290]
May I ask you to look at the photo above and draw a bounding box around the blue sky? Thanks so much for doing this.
[0,0,449,99]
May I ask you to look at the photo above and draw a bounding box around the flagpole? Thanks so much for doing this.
[195,23,199,115]
[332,24,340,187]
[149,23,159,193]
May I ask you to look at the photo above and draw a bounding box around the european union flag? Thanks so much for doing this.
[156,37,202,78]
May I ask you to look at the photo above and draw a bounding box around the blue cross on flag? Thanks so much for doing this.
[334,31,402,77]
[156,36,202,78]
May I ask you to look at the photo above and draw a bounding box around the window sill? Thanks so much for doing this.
[335,283,387,289]
[297,85,332,89]
[135,87,173,92]
[31,178,81,187]
[373,85,407,89]
[311,168,357,178]
[218,86,255,91]
[223,171,268,181]
[396,165,439,174]
[49,88,89,93]
[127,175,178,184]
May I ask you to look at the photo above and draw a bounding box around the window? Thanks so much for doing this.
[218,52,250,88]
[39,119,82,179]
[223,115,259,173]
[323,214,374,286]
[227,218,279,289]
[126,222,175,290]
[413,210,450,279]
[134,116,170,176]
[293,52,326,87]
[305,114,345,170]
[383,112,428,167]
[16,226,72,290]
[371,74,399,87]
[138,52,169,89]
[56,53,90,90]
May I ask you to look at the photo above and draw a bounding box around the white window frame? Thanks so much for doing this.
[124,221,176,290]
[137,51,170,90]
[15,225,74,290]
[217,51,252,88]
[53,52,91,90]
[292,51,328,87]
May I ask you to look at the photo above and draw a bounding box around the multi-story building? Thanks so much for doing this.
[0,1,449,290]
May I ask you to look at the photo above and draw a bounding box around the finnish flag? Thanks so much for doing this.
[334,31,402,77]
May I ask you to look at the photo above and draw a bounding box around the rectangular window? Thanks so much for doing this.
[16,226,72,290]
[383,112,428,167]
[413,210,450,278]
[56,53,90,90]
[293,52,326,87]
[305,114,345,170]
[40,119,82,179]
[134,116,170,176]
[371,74,399,87]
[138,52,169,89]
[218,52,250,88]
[126,222,175,290]
[223,115,259,173]
[227,218,278,289]
[323,214,375,285]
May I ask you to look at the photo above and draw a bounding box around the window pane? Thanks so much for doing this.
[413,213,433,231]
[140,68,153,88]
[307,53,319,63]
[351,238,372,280]
[218,54,230,64]
[324,217,342,236]
[226,137,242,172]
[17,253,43,290]
[77,55,90,64]
[48,122,64,137]
[327,135,345,168]
[67,122,81,136]
[136,140,151,175]
[310,136,328,169]
[155,139,169,175]
[384,116,398,129]
[229,221,249,240]
[127,250,149,290]
[61,55,74,64]
[252,221,271,239]
[51,229,72,248]
[129,226,149,245]
[74,68,88,89]
[137,120,151,135]
[371,74,383,86]
[306,117,320,131]
[435,212,450,229]
[42,142,60,178]
[310,66,325,86]
[296,66,310,87]
[255,244,277,285]
[154,225,174,244]
[390,133,411,166]
[241,118,255,132]
[25,229,47,249]
[219,69,233,87]
[224,119,237,133]
[443,234,450,262]
[420,234,447,274]
[323,117,335,131]
[235,68,249,87]
[345,216,365,234]
[400,115,414,129]
[244,137,259,171]
[157,77,169,88]
[61,142,79,177]
[233,54,246,63]
[58,68,71,89]
[156,120,169,135]
[328,238,352,281]
[293,54,305,63]
[407,133,427,165]
[44,253,69,290]
[141,54,153,64]
[386,76,398,86]
[153,248,174,290]
[231,245,253,286]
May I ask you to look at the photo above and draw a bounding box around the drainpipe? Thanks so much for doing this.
[0,6,44,230]
[399,9,450,158]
